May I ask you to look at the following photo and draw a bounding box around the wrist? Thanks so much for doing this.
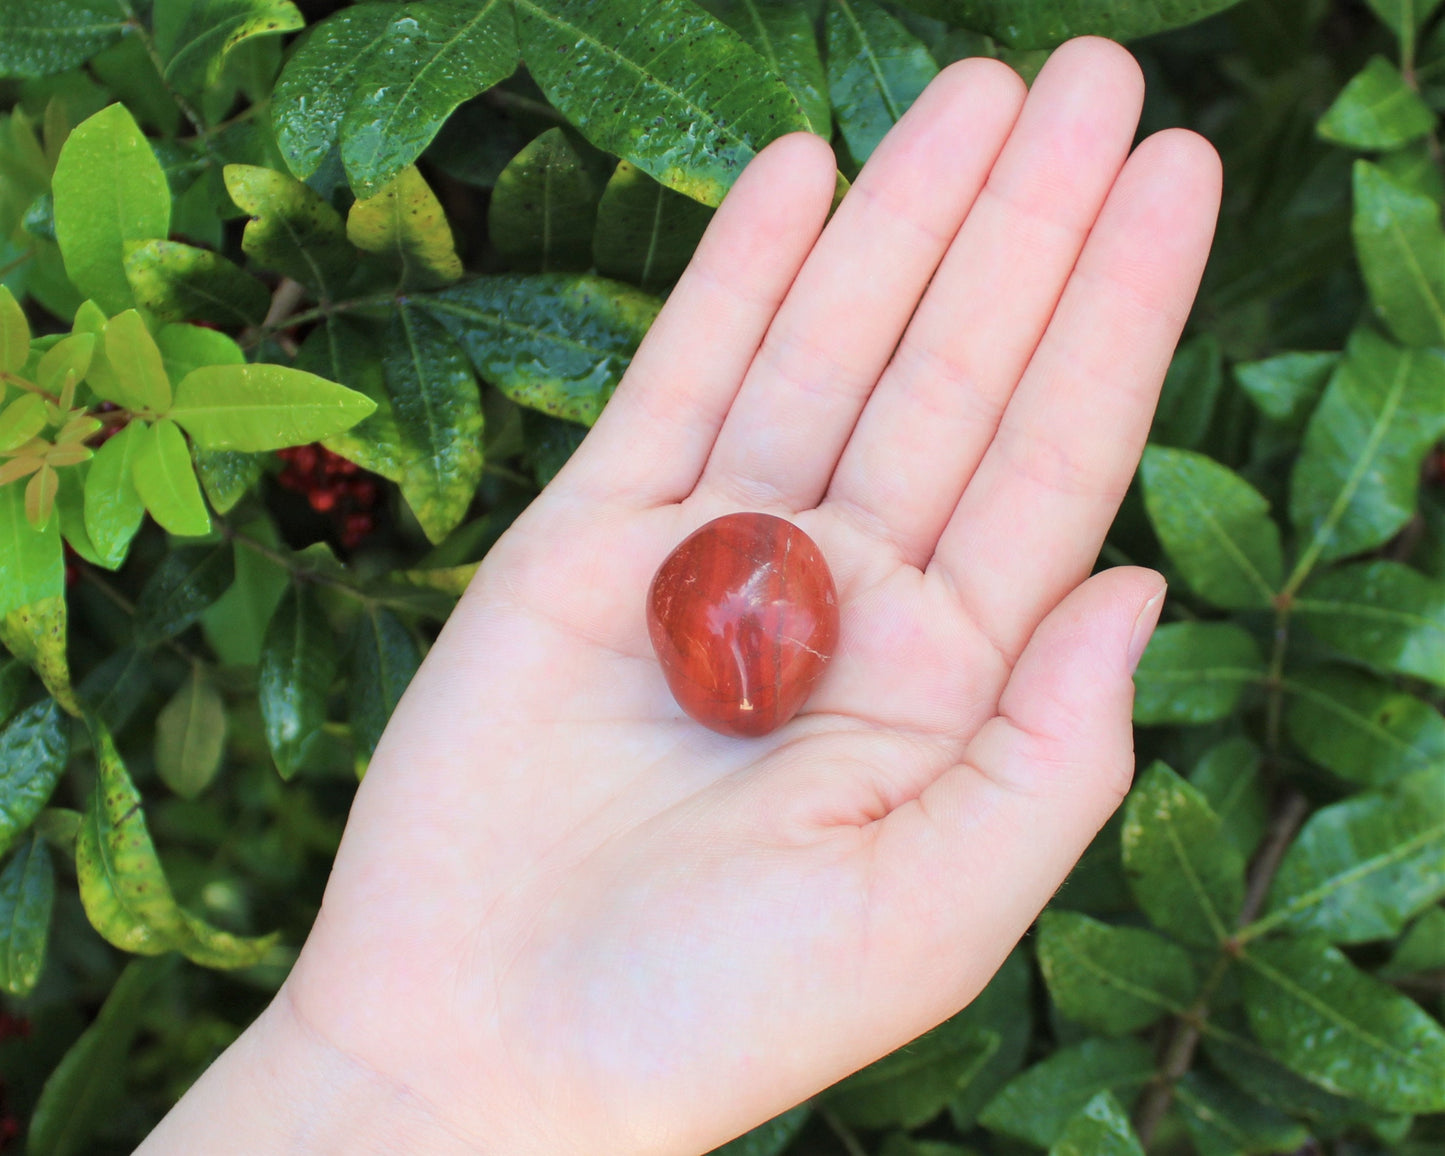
[136,982,485,1156]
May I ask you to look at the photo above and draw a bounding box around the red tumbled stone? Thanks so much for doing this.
[647,512,840,738]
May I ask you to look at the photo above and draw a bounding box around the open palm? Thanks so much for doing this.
[187,38,1221,1156]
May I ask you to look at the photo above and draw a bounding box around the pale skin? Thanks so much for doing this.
[138,37,1221,1156]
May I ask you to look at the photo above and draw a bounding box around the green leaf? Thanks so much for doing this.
[1189,737,1268,860]
[133,544,236,644]
[593,160,714,293]
[0,831,53,996]
[515,0,809,207]
[1173,1070,1309,1156]
[1132,622,1264,726]
[170,362,378,451]
[1235,351,1338,426]
[200,521,288,666]
[194,449,261,515]
[1289,327,1445,571]
[384,303,484,544]
[0,660,29,725]
[1318,56,1434,151]
[153,0,303,99]
[104,308,173,412]
[978,1038,1155,1148]
[304,317,409,482]
[1367,0,1445,37]
[1047,1091,1144,1156]
[0,480,63,618]
[1245,775,1445,944]
[1036,910,1198,1036]
[223,164,354,298]
[155,667,227,799]
[1240,935,1445,1113]
[1151,334,1224,450]
[1295,560,1445,688]
[0,285,30,373]
[348,165,463,290]
[52,103,171,315]
[82,422,146,569]
[1121,761,1246,946]
[948,946,1034,1129]
[1284,666,1445,787]
[1382,906,1445,977]
[487,129,600,274]
[0,0,129,80]
[156,320,246,382]
[349,606,421,757]
[56,465,105,568]
[1353,162,1445,347]
[259,584,337,778]
[697,0,830,135]
[273,0,519,196]
[422,273,660,425]
[889,0,1250,48]
[27,957,173,1156]
[124,239,271,327]
[1140,446,1284,609]
[130,418,211,536]
[0,699,68,859]
[0,596,81,716]
[710,1106,811,1156]
[825,0,939,163]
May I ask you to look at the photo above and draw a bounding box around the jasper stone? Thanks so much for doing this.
[647,512,840,738]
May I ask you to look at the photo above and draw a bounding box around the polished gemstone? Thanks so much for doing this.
[647,512,840,737]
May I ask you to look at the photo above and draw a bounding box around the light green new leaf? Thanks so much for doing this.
[0,394,47,452]
[977,1038,1155,1148]
[36,331,96,395]
[697,0,830,135]
[1284,666,1445,787]
[487,129,600,274]
[0,480,63,618]
[223,164,354,298]
[133,543,236,645]
[516,0,809,207]
[887,0,1249,48]
[52,104,171,315]
[1235,351,1338,426]
[1036,910,1198,1036]
[0,699,68,859]
[83,422,146,569]
[0,0,129,80]
[1174,1070,1309,1156]
[171,362,378,451]
[711,1107,811,1156]
[154,0,303,98]
[105,309,172,412]
[0,596,80,716]
[155,667,227,799]
[1140,446,1283,609]
[826,0,938,163]
[1318,56,1434,150]
[27,957,172,1156]
[1048,1091,1144,1156]
[422,273,660,425]
[1132,621,1264,726]
[124,239,271,327]
[1289,327,1445,571]
[1240,935,1445,1113]
[593,160,714,293]
[384,304,483,544]
[1246,774,1445,944]
[0,831,53,996]
[1295,560,1445,687]
[1189,737,1268,860]
[0,285,29,373]
[349,606,421,757]
[1121,761,1245,946]
[259,585,337,778]
[348,165,463,290]
[1352,162,1445,347]
[130,419,211,536]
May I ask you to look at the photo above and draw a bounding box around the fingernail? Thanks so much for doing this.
[1128,586,1167,673]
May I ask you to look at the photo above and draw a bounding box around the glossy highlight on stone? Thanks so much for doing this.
[647,512,840,738]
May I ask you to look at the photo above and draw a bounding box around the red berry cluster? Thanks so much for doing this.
[276,444,382,549]
[0,1014,30,1150]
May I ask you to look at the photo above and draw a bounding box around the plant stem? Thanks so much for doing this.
[78,567,209,667]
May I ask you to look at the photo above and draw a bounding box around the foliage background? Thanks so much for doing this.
[0,0,1443,1152]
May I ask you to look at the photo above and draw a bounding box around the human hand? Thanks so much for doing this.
[139,36,1220,1156]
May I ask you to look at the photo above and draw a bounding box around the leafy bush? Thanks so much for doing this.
[1,0,1443,1153]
